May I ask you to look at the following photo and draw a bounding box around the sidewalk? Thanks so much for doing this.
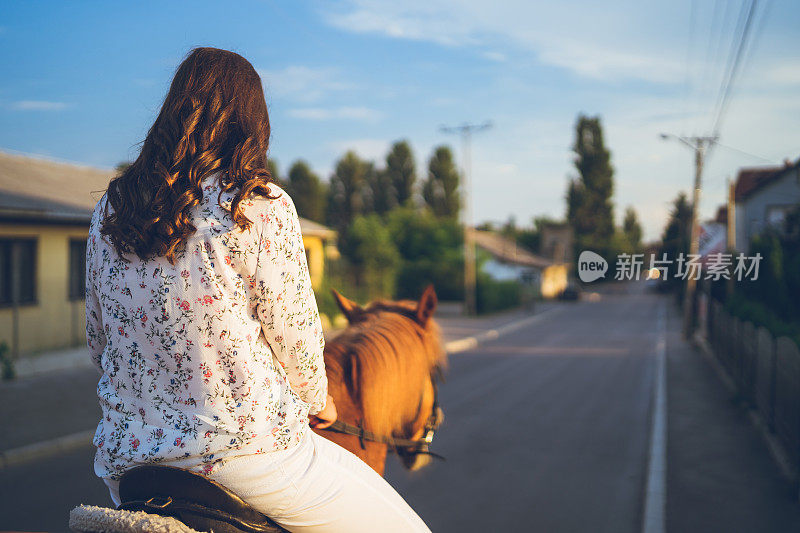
[665,303,800,532]
[6,345,94,379]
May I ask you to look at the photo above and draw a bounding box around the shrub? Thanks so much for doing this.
[725,292,800,348]
[476,274,521,314]
[386,207,464,300]
[0,342,15,381]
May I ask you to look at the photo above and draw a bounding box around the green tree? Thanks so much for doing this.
[286,160,326,223]
[566,115,615,257]
[385,140,417,207]
[339,214,400,298]
[423,146,460,218]
[267,158,284,188]
[387,207,463,300]
[622,206,643,252]
[365,166,393,215]
[326,151,370,231]
[658,192,692,292]
[659,192,691,259]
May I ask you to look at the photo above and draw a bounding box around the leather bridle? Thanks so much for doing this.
[322,366,445,461]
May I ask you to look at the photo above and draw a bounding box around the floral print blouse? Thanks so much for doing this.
[85,175,327,481]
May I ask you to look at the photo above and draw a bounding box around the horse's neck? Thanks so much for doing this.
[322,360,390,475]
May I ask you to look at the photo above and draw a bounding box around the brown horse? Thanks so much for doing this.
[314,284,446,475]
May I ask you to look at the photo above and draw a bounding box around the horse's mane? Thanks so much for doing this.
[324,300,445,438]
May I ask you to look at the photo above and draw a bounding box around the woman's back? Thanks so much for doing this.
[87,176,326,480]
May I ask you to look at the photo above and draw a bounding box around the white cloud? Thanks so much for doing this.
[288,106,383,121]
[481,51,507,63]
[321,0,686,83]
[535,40,683,83]
[10,100,70,111]
[259,66,352,103]
[760,60,800,86]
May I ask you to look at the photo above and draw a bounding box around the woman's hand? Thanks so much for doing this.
[309,394,337,429]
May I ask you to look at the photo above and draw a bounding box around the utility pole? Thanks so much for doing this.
[727,177,736,298]
[441,121,492,316]
[660,133,717,338]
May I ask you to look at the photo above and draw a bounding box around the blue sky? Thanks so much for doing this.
[1,0,799,240]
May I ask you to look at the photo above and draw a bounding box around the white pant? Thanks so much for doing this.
[104,430,430,532]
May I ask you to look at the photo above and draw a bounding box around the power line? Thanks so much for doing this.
[713,141,777,163]
[681,0,698,135]
[710,0,759,136]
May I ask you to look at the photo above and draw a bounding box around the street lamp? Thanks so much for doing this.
[660,132,717,338]
[441,121,493,316]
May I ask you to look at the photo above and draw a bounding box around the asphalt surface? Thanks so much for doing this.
[2,285,800,532]
[387,286,658,533]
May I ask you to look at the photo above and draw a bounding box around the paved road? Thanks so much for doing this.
[3,286,800,532]
[384,286,800,532]
[386,286,658,533]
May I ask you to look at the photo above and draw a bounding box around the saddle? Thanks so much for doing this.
[117,465,285,533]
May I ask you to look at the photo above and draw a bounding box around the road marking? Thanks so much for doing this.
[642,305,667,533]
[0,307,562,468]
[444,307,563,355]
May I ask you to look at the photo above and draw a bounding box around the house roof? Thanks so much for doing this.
[298,218,336,239]
[0,150,112,210]
[0,150,335,237]
[473,230,553,269]
[734,158,799,202]
[0,190,93,224]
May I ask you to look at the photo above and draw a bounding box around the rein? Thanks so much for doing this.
[321,372,445,461]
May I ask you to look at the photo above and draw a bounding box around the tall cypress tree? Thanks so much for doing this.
[385,140,417,207]
[366,167,393,215]
[622,206,643,252]
[566,115,615,257]
[423,145,460,218]
[326,151,370,231]
[286,160,326,223]
[267,158,284,188]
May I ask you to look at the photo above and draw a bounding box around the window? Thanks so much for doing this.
[0,238,37,306]
[69,239,87,300]
[766,205,793,230]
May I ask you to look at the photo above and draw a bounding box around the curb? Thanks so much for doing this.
[1,307,562,469]
[443,307,562,355]
[0,429,95,469]
[692,333,796,483]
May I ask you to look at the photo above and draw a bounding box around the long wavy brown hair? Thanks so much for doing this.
[101,47,277,263]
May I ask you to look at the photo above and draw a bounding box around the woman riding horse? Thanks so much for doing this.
[85,47,431,532]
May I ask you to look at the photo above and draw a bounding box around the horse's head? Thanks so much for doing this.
[329,285,446,471]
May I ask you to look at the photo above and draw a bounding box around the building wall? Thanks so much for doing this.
[541,264,568,299]
[302,235,325,289]
[0,227,328,356]
[0,224,88,355]
[735,167,800,252]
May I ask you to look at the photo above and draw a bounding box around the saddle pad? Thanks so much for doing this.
[69,504,204,533]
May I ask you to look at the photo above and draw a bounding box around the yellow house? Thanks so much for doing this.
[0,151,336,357]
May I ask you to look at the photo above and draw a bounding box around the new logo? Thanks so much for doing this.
[578,251,608,283]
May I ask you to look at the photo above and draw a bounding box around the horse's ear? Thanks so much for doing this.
[415,284,438,325]
[331,289,362,323]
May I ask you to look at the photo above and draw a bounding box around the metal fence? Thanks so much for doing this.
[706,298,800,482]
